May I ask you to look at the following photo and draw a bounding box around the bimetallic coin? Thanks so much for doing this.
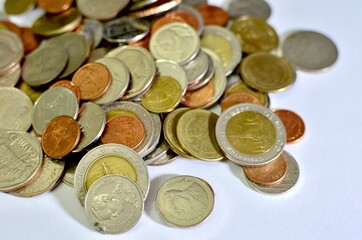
[228,0,271,21]
[282,30,338,71]
[0,87,33,132]
[156,59,188,95]
[85,175,143,234]
[0,64,21,87]
[74,144,149,205]
[0,29,24,75]
[156,175,214,227]
[182,50,209,87]
[246,151,300,195]
[274,109,305,144]
[216,103,286,166]
[77,0,130,20]
[0,131,43,192]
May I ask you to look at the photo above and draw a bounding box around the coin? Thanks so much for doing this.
[19,81,44,103]
[37,0,73,14]
[149,148,178,166]
[128,0,158,11]
[173,4,204,35]
[0,131,43,192]
[216,103,286,166]
[182,50,209,87]
[181,80,214,108]
[177,109,224,161]
[274,109,305,144]
[282,30,338,71]
[80,19,104,50]
[241,52,296,93]
[88,48,110,63]
[151,14,188,35]
[20,27,40,54]
[128,0,182,18]
[0,64,21,87]
[0,87,33,132]
[0,29,24,75]
[197,4,229,26]
[156,175,214,227]
[50,80,81,103]
[145,113,162,156]
[84,175,143,234]
[156,59,188,95]
[77,0,130,20]
[228,0,271,21]
[221,92,261,112]
[143,138,169,165]
[4,0,36,15]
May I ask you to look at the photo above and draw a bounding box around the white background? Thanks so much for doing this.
[1,0,362,239]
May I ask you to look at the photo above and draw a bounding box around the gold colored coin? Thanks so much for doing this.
[4,0,36,15]
[141,76,182,113]
[225,81,269,107]
[105,109,139,121]
[176,109,224,161]
[19,82,45,103]
[201,34,231,69]
[241,52,296,93]
[226,111,276,155]
[230,16,278,54]
[84,155,138,191]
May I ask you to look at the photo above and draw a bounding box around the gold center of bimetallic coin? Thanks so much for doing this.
[226,111,276,155]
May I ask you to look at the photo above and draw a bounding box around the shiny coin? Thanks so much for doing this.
[182,50,209,87]
[0,131,43,192]
[156,175,214,227]
[37,0,74,14]
[4,0,36,15]
[50,80,81,103]
[156,59,188,95]
[282,30,338,71]
[0,87,33,132]
[228,0,271,20]
[274,109,305,144]
[221,92,261,112]
[246,150,300,195]
[85,175,143,234]
[0,64,21,87]
[143,138,169,165]
[197,4,229,26]
[0,29,24,75]
[77,0,130,20]
[128,0,182,18]
[216,103,286,166]
[149,148,178,166]
[241,52,296,93]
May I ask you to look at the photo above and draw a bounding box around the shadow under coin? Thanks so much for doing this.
[144,174,178,227]
[227,160,254,191]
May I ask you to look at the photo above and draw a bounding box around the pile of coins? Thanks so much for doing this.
[0,0,338,234]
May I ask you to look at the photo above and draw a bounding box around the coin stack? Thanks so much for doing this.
[0,0,338,234]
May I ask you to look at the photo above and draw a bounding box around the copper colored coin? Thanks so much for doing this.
[37,0,74,14]
[41,115,81,159]
[197,4,228,26]
[243,153,287,186]
[71,63,111,101]
[181,79,214,108]
[101,115,145,149]
[0,21,22,36]
[50,80,81,102]
[274,109,305,143]
[20,27,40,54]
[129,33,151,49]
[221,92,261,112]
[165,11,199,32]
[151,15,187,35]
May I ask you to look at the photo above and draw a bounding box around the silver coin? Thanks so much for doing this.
[150,22,200,65]
[215,103,286,166]
[85,175,144,234]
[0,29,24,74]
[82,19,104,49]
[201,25,242,76]
[88,48,111,63]
[228,0,272,20]
[143,135,168,165]
[149,148,178,166]
[0,131,43,192]
[0,87,33,132]
[181,0,207,7]
[102,101,155,157]
[128,0,158,11]
[182,50,209,87]
[282,30,338,71]
[156,59,188,95]
[78,26,94,50]
[74,144,149,205]
[106,45,156,100]
[94,57,130,105]
[245,150,300,195]
[0,64,21,87]
[143,112,162,157]
[73,102,106,152]
[177,4,204,35]
[187,53,215,91]
[32,86,79,135]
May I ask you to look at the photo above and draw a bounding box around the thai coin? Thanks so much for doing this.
[37,0,73,14]
[156,59,188,95]
[50,80,81,103]
[73,102,106,152]
[150,22,200,65]
[0,131,43,192]
[274,109,305,144]
[4,0,36,15]
[81,19,104,49]
[187,53,215,91]
[149,149,178,166]
[216,103,286,166]
[62,152,84,186]
[221,92,261,112]
[182,50,209,87]
[228,0,271,21]
[201,25,242,76]
[156,175,214,227]
[143,138,169,165]
[182,0,207,7]
[22,45,68,86]
[106,45,156,100]
[282,30,338,71]
[0,29,24,75]
[88,48,110,63]
[85,175,143,234]
[176,4,204,35]
[246,150,300,195]
[12,156,64,197]
[241,52,296,93]
[181,80,215,108]
[102,101,155,157]
[74,144,149,205]
[94,57,130,105]
[128,0,181,18]
[128,0,158,11]
[0,64,21,87]
[177,109,224,161]
[0,87,33,132]
[32,86,79,135]
[144,112,162,157]
[77,0,130,20]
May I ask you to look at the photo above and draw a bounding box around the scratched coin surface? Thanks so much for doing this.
[85,175,143,234]
[156,175,214,227]
[77,0,130,20]
[274,109,305,143]
[0,29,24,75]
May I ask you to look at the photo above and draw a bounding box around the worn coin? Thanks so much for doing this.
[77,0,130,20]
[274,109,305,143]
[0,64,21,87]
[228,0,271,21]
[0,29,24,75]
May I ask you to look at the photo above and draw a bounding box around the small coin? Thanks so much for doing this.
[149,148,178,166]
[228,0,271,21]
[85,175,143,234]
[143,138,169,165]
[197,4,229,26]
[221,92,261,112]
[4,0,36,15]
[0,21,22,36]
[182,50,209,87]
[156,59,188,95]
[50,80,81,103]
[37,0,74,14]
[0,64,21,87]
[182,80,214,108]
[0,29,24,75]
[128,0,182,18]
[88,48,110,63]
[156,175,214,227]
[274,109,305,143]
[80,19,104,50]
[77,0,130,20]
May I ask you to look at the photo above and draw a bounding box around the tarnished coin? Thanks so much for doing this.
[74,144,149,205]
[22,45,68,87]
[37,0,74,14]
[282,30,338,71]
[0,64,21,87]
[77,0,130,20]
[228,0,271,20]
[274,109,305,144]
[182,50,209,87]
[4,0,36,15]
[85,175,143,234]
[32,86,79,135]
[0,87,33,132]
[156,175,214,227]
[156,59,188,95]
[12,156,65,197]
[150,22,200,65]
[246,151,300,195]
[0,131,43,192]
[216,103,286,166]
[0,29,24,75]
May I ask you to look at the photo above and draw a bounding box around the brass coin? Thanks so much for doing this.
[4,0,36,15]
[225,80,269,107]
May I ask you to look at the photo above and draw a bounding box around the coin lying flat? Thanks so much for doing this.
[182,80,214,108]
[77,0,130,20]
[4,0,36,15]
[0,29,24,75]
[50,80,81,103]
[156,175,214,227]
[228,0,271,21]
[221,92,261,112]
[156,59,188,95]
[37,0,74,14]
[85,175,143,234]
